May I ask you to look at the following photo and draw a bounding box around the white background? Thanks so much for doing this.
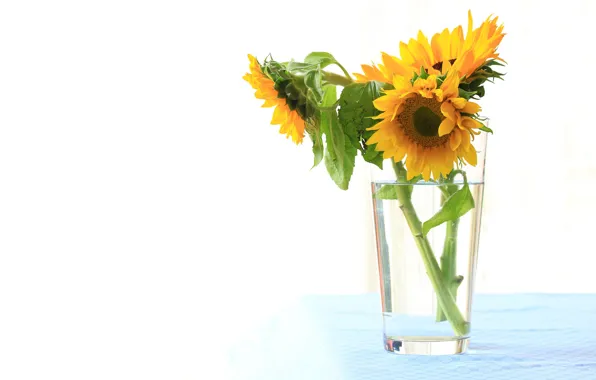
[0,0,595,378]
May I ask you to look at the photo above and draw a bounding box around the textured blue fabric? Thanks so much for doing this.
[230,294,596,380]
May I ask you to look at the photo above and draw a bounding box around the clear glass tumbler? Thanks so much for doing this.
[370,133,488,355]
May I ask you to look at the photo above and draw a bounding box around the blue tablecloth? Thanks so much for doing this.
[229,294,596,380]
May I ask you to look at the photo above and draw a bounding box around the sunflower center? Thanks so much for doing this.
[397,94,449,148]
[413,107,441,137]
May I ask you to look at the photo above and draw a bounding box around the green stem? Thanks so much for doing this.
[334,62,353,82]
[436,179,462,322]
[392,162,469,336]
[322,71,353,87]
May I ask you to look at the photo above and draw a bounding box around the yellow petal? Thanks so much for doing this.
[393,147,406,162]
[439,118,455,136]
[453,49,475,78]
[439,28,451,61]
[399,91,416,100]
[426,75,438,88]
[462,11,475,52]
[450,26,464,57]
[399,41,414,64]
[381,52,412,77]
[270,105,287,125]
[441,101,457,121]
[373,95,397,112]
[408,38,431,68]
[462,117,482,130]
[441,59,452,75]
[383,150,395,159]
[366,132,382,145]
[449,128,462,150]
[440,70,460,99]
[461,101,481,114]
[392,75,412,92]
[417,30,434,63]
[459,128,471,150]
[377,140,395,153]
[353,73,370,83]
[431,165,441,181]
[247,54,260,72]
[451,97,467,109]
[464,146,477,166]
[422,165,431,181]
[261,99,278,108]
[431,33,443,64]
[414,75,437,98]
[390,103,404,121]
[361,64,387,82]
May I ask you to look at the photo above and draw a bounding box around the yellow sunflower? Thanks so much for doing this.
[367,69,483,181]
[243,54,305,144]
[354,11,505,83]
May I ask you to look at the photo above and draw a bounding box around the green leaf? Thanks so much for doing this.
[419,66,429,79]
[374,185,398,200]
[479,124,493,133]
[337,81,385,161]
[320,85,357,190]
[363,145,383,169]
[310,129,324,168]
[285,61,313,73]
[422,183,475,236]
[304,52,338,69]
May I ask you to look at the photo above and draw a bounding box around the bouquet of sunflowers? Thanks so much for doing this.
[244,11,504,338]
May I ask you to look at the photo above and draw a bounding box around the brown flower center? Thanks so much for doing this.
[398,94,449,148]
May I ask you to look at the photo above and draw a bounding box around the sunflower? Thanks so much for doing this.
[354,11,505,83]
[367,69,482,181]
[243,54,305,144]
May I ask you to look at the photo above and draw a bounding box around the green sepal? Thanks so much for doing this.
[479,124,493,133]
[458,88,477,100]
[411,71,419,84]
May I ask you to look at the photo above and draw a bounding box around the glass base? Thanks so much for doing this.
[384,336,469,355]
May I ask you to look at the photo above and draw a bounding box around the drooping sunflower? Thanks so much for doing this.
[367,69,482,180]
[243,54,305,144]
[354,11,505,83]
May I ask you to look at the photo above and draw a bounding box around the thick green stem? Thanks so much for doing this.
[436,216,461,321]
[435,180,463,322]
[392,162,469,336]
[322,71,353,87]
